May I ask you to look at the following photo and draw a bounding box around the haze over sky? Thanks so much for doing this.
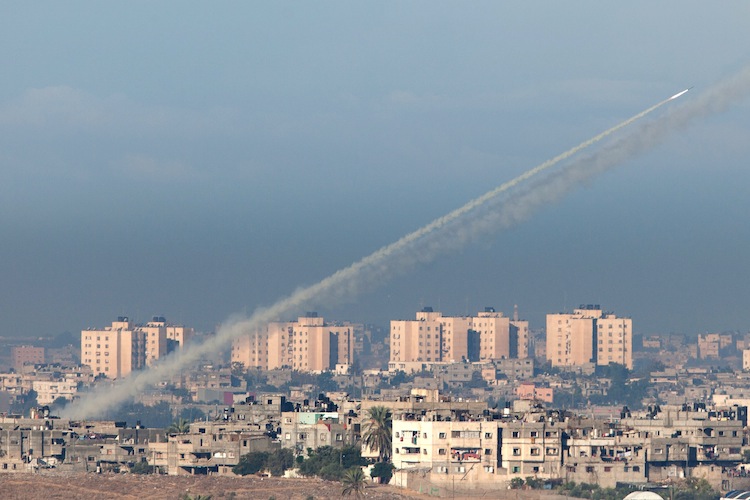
[2,2,749,340]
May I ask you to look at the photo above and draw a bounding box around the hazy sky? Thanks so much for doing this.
[2,2,749,339]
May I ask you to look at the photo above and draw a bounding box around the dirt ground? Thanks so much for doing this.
[0,471,428,500]
[0,471,577,499]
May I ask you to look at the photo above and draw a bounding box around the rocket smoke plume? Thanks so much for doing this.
[64,65,750,419]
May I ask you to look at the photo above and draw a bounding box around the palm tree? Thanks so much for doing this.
[361,406,392,463]
[167,418,191,435]
[341,467,367,498]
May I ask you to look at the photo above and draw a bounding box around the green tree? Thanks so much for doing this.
[265,448,294,477]
[672,478,718,500]
[341,467,367,498]
[464,371,488,389]
[179,407,206,422]
[297,446,366,481]
[233,451,270,476]
[167,418,191,435]
[525,476,545,489]
[316,372,339,393]
[369,461,395,484]
[361,406,392,462]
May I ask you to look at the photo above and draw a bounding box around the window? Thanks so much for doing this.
[439,432,446,439]
[512,431,520,438]
[513,448,521,456]
[530,448,540,456]
[438,449,446,455]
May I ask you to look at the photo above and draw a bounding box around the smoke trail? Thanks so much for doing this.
[64,65,750,419]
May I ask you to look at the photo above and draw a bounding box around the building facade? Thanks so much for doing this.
[11,346,45,372]
[390,307,530,367]
[81,316,191,379]
[546,305,632,370]
[231,313,355,373]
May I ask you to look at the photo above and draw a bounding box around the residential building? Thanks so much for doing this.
[81,316,191,379]
[546,305,632,370]
[231,313,355,373]
[390,307,530,367]
[81,317,145,379]
[596,313,633,369]
[11,346,45,372]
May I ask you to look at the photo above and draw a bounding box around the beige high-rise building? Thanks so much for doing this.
[440,316,470,363]
[294,314,355,372]
[546,305,632,370]
[743,349,750,371]
[11,345,45,371]
[390,307,530,365]
[140,318,169,367]
[470,308,530,361]
[596,312,633,369]
[81,317,146,379]
[390,308,444,364]
[81,316,192,378]
[231,313,355,373]
[166,324,195,348]
[511,321,530,359]
[232,326,271,369]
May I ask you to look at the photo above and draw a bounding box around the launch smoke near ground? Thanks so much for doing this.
[63,65,750,419]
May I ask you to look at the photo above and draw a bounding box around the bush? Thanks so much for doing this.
[130,460,154,474]
[509,477,524,489]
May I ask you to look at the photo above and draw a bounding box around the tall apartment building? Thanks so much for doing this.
[390,308,445,364]
[231,313,355,373]
[11,345,45,372]
[81,316,192,378]
[596,312,633,369]
[390,307,530,366]
[140,317,195,366]
[471,307,530,360]
[546,305,632,370]
[81,317,145,379]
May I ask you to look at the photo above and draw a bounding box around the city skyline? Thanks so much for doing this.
[2,3,750,340]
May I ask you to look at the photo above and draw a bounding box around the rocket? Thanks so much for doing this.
[669,87,693,100]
